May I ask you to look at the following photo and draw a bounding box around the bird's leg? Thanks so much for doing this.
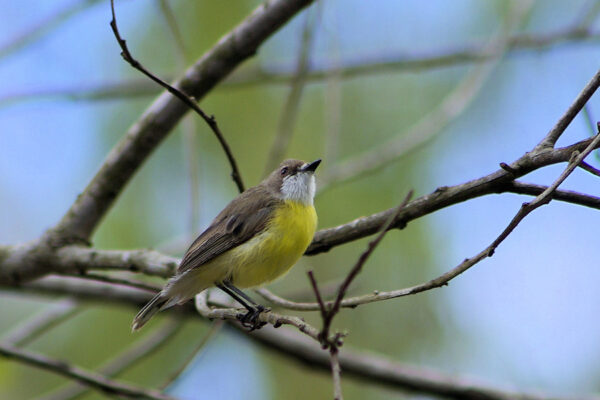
[217,282,269,330]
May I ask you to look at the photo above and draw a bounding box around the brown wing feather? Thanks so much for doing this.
[177,186,281,274]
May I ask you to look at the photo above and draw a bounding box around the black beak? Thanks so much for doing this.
[301,159,321,173]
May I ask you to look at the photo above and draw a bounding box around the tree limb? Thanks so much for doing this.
[0,343,175,400]
[49,0,315,243]
[3,279,590,400]
[2,138,599,285]
[109,0,245,193]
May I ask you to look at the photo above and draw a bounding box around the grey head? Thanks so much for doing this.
[262,159,321,205]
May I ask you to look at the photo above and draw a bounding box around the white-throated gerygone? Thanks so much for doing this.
[132,159,320,331]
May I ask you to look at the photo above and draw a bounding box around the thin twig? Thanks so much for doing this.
[2,298,79,347]
[0,0,101,61]
[263,10,317,175]
[0,343,174,400]
[158,0,187,58]
[330,348,343,400]
[256,278,346,303]
[583,105,600,162]
[48,0,313,243]
[578,160,600,177]
[311,191,413,347]
[374,132,600,302]
[157,0,203,238]
[506,180,600,208]
[109,0,244,194]
[3,25,600,109]
[59,271,162,292]
[307,272,327,320]
[246,327,585,400]
[40,318,182,400]
[535,68,600,150]
[4,279,592,400]
[318,0,534,192]
[194,292,337,344]
[245,178,600,312]
[309,268,345,400]
[3,137,600,287]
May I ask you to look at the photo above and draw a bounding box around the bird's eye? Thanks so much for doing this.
[280,167,288,175]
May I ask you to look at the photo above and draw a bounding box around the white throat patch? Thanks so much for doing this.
[281,169,316,205]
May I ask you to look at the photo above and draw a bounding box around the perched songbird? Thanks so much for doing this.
[132,159,321,331]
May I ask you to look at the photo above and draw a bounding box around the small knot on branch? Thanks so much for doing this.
[499,162,518,176]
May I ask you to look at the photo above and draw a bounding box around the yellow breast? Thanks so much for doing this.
[230,200,317,288]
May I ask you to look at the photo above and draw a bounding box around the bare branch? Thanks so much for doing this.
[5,278,593,400]
[40,318,182,400]
[59,272,161,293]
[312,191,413,348]
[51,0,315,242]
[2,25,600,109]
[578,160,600,177]
[263,10,317,174]
[247,327,585,400]
[535,68,600,150]
[307,271,327,321]
[54,246,178,278]
[354,132,600,303]
[0,343,174,400]
[109,0,244,194]
[158,0,188,59]
[193,292,334,344]
[318,0,533,191]
[309,192,412,400]
[308,136,600,255]
[331,348,343,400]
[7,278,598,400]
[0,0,101,61]
[2,298,79,347]
[2,137,599,286]
[505,181,600,208]
[157,0,202,238]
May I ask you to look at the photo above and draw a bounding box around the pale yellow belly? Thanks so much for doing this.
[164,201,317,304]
[229,200,317,288]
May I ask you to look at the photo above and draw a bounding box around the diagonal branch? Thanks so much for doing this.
[535,68,600,150]
[311,191,413,347]
[308,136,600,256]
[4,279,590,400]
[2,138,599,286]
[39,318,182,400]
[317,0,532,191]
[0,343,175,400]
[2,298,79,347]
[309,192,413,400]
[50,0,315,243]
[193,292,337,344]
[109,0,244,194]
[263,10,317,174]
[0,0,102,61]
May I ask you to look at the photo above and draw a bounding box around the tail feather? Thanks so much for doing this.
[132,293,169,331]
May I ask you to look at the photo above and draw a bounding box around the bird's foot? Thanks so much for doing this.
[237,305,270,331]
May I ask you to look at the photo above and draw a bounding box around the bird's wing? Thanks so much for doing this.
[177,186,280,274]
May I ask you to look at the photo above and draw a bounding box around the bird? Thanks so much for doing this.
[132,158,321,331]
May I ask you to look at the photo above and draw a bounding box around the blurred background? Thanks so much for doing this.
[1,0,600,399]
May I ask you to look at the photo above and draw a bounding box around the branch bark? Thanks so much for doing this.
[50,0,314,243]
[2,139,599,285]
[3,279,590,400]
[0,343,174,400]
